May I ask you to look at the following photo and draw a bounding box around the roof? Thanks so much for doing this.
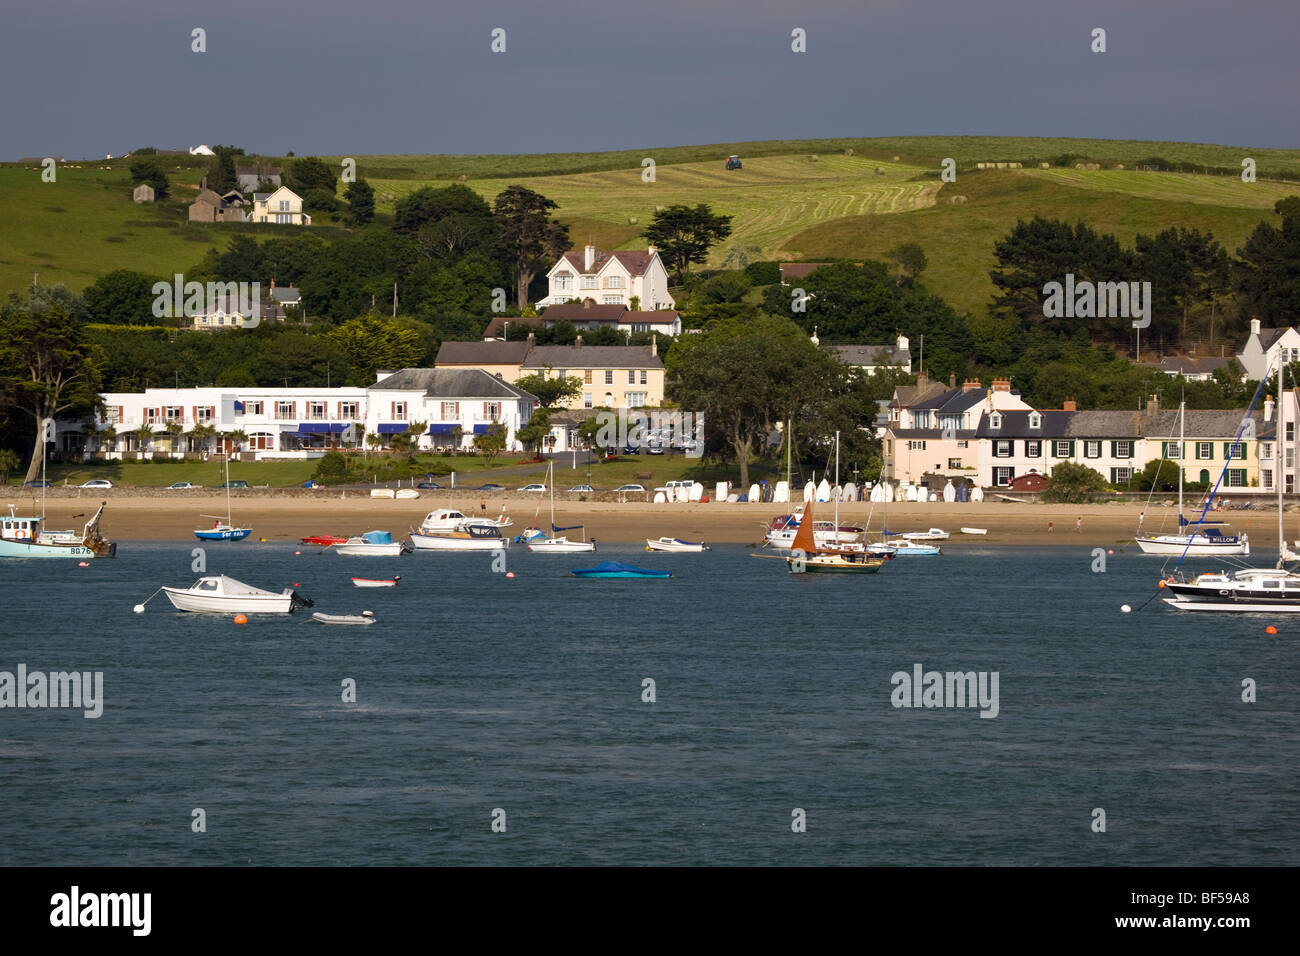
[1158,355,1231,375]
[482,316,544,340]
[523,345,662,370]
[191,188,226,207]
[892,379,947,408]
[435,341,531,366]
[1142,408,1263,438]
[369,368,538,401]
[542,302,627,321]
[827,344,909,366]
[557,249,655,277]
[976,410,1073,438]
[1254,328,1292,350]
[1061,410,1143,438]
[779,263,833,281]
[267,286,301,303]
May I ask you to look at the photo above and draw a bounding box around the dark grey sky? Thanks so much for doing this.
[2,0,1294,158]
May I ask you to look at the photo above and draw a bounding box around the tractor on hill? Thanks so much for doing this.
[724,155,742,170]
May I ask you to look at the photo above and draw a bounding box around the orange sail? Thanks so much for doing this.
[791,499,817,554]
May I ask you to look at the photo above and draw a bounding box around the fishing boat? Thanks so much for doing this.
[302,534,349,547]
[1138,401,1249,556]
[418,508,513,533]
[0,502,116,559]
[351,576,400,588]
[333,530,407,556]
[645,537,710,552]
[160,575,313,613]
[312,611,376,625]
[194,458,252,541]
[526,461,595,552]
[410,523,507,551]
[1164,359,1293,612]
[572,561,671,579]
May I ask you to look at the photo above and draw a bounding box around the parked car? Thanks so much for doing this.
[475,483,506,491]
[417,481,443,489]
[614,483,646,493]
[518,483,547,493]
[220,480,250,489]
[164,481,199,490]
[81,479,113,488]
[567,484,595,493]
[23,480,52,488]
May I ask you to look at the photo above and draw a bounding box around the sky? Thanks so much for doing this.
[0,0,1295,159]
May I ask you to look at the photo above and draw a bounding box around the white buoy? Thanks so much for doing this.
[133,604,145,614]
[1120,604,1132,613]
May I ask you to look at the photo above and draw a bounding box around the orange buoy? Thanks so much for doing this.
[505,572,515,578]
[1158,580,1167,588]
[78,561,89,567]
[295,550,301,555]
[234,614,248,625]
[1266,625,1278,635]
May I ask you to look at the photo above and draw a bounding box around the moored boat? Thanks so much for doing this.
[351,576,400,588]
[525,461,596,552]
[160,574,313,613]
[313,611,377,625]
[572,561,671,579]
[900,527,950,541]
[410,523,506,551]
[333,530,407,556]
[419,508,512,532]
[645,537,710,552]
[303,534,349,547]
[0,503,116,559]
[960,527,987,535]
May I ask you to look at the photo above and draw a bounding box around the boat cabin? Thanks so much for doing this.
[1,513,40,541]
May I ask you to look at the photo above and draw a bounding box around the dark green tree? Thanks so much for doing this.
[83,270,161,325]
[344,178,375,226]
[643,203,733,283]
[285,156,338,196]
[493,185,569,308]
[514,370,583,408]
[128,156,169,198]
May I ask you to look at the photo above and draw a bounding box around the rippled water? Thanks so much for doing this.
[1,541,1295,865]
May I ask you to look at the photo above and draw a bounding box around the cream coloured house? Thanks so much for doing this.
[538,244,674,310]
[250,186,312,225]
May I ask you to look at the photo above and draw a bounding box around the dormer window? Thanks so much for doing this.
[1028,412,1041,429]
[989,412,1002,429]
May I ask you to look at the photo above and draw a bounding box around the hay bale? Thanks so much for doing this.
[947,195,968,205]
[844,147,854,156]
[1039,162,1050,168]
[627,216,638,225]
[892,155,900,161]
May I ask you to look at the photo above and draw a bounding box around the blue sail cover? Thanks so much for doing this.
[552,523,584,532]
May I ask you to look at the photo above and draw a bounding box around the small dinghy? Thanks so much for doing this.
[960,527,988,535]
[312,611,376,625]
[351,576,400,588]
[334,530,407,556]
[645,537,710,552]
[571,561,672,579]
[303,534,349,546]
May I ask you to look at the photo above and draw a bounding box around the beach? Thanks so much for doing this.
[14,488,1292,547]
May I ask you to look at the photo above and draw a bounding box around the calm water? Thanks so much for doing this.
[1,540,1296,866]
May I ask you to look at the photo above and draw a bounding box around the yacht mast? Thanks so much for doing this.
[1178,400,1184,523]
[1277,359,1285,568]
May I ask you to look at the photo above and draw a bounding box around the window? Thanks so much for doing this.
[583,394,593,408]
[1226,469,1246,487]
[278,199,289,211]
[606,276,623,289]
[1288,448,1295,470]
[107,407,122,425]
[243,401,264,416]
[1262,442,1273,460]
[914,411,931,429]
[993,467,1014,486]
[339,402,358,420]
[1263,469,1273,489]
[1053,440,1072,458]
[275,213,291,224]
[1111,467,1133,485]
[392,402,407,422]
[1163,441,1182,459]
[441,402,459,419]
[640,370,647,385]
[957,440,968,449]
[555,272,573,291]
[1025,440,1041,457]
[1223,442,1244,460]
[627,392,647,408]
[584,370,593,384]
[1113,440,1133,459]
[604,392,614,406]
[580,276,598,290]
[1085,440,1101,458]
[994,440,1012,458]
[908,440,927,450]
[989,412,1002,429]
[604,370,614,385]
[628,370,636,385]
[948,458,963,469]
[165,406,183,423]
[603,295,622,305]
[195,406,214,423]
[1196,442,1213,460]
[1028,412,1041,429]
[556,369,567,379]
[485,402,500,421]
[276,402,294,420]
[1288,423,1295,443]
[307,402,326,420]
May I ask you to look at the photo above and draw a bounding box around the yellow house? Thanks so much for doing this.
[522,340,665,410]
[1140,405,1264,491]
[250,186,311,225]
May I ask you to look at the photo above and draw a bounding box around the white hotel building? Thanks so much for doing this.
[90,369,538,459]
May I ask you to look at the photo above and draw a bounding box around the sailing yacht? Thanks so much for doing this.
[1163,360,1298,611]
[527,461,596,552]
[786,433,885,573]
[1136,400,1248,556]
[194,458,252,541]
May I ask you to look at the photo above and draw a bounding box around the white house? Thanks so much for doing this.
[368,368,537,452]
[250,186,312,225]
[826,336,912,375]
[1236,317,1300,382]
[537,244,674,310]
[189,144,216,156]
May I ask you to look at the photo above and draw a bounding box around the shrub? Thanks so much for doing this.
[1042,461,1109,503]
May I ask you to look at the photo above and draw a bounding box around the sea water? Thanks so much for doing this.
[0,542,1295,865]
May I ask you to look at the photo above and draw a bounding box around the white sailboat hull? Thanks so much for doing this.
[409,532,503,551]
[1136,535,1249,556]
[527,537,595,552]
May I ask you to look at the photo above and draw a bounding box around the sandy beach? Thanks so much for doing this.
[12,488,1295,548]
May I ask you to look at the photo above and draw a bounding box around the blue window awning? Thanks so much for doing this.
[377,423,407,435]
[427,423,461,435]
[472,424,492,435]
[233,401,245,412]
[299,423,345,433]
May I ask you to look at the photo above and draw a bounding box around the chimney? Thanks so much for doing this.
[575,334,583,348]
[1146,394,1159,417]
[916,371,928,388]
[526,331,535,350]
[651,334,658,357]
[648,243,657,256]
[584,244,595,271]
[1251,316,1261,337]
[897,333,909,352]
[1265,395,1274,422]
[1063,399,1077,412]
[962,378,982,392]
[992,378,1011,392]
[948,371,956,388]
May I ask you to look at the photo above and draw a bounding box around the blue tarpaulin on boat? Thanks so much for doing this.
[361,530,394,544]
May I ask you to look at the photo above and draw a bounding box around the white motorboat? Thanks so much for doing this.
[351,576,399,588]
[312,611,376,625]
[960,527,987,535]
[645,537,710,552]
[419,508,512,533]
[900,528,949,541]
[161,575,312,613]
[333,530,407,556]
[410,523,507,551]
[883,539,942,555]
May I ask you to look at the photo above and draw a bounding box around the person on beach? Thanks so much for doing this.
[480,497,487,512]
[1138,511,1145,531]
[1048,521,1053,533]
[1076,516,1082,533]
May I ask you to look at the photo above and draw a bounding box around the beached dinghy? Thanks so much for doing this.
[960,527,987,535]
[312,610,376,625]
